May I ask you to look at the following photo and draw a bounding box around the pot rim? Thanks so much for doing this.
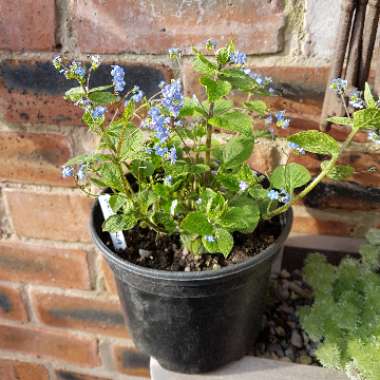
[90,200,293,282]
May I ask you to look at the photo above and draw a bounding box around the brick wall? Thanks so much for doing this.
[0,1,379,379]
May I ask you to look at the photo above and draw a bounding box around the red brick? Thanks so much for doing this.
[0,241,90,289]
[292,216,356,236]
[31,290,128,338]
[0,0,55,51]
[73,0,284,54]
[113,345,150,378]
[0,60,171,126]
[0,359,49,380]
[0,323,100,366]
[4,189,93,242]
[99,257,118,295]
[0,132,74,187]
[55,370,111,380]
[0,283,28,321]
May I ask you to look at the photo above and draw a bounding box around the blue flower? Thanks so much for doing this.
[280,189,291,204]
[288,141,305,155]
[168,146,177,164]
[164,175,173,185]
[239,181,248,191]
[349,89,365,109]
[91,106,106,119]
[161,79,184,117]
[205,235,215,243]
[131,86,144,103]
[330,78,347,95]
[268,189,280,200]
[77,164,86,181]
[230,51,247,65]
[75,66,86,77]
[154,145,168,157]
[62,166,74,178]
[111,65,126,93]
[275,111,290,129]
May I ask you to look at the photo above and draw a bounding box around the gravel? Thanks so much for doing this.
[251,269,319,366]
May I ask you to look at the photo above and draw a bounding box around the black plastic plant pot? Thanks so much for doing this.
[91,200,293,374]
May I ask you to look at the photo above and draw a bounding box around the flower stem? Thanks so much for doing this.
[264,126,359,219]
[204,102,214,184]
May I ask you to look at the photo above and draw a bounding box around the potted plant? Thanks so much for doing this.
[53,42,380,373]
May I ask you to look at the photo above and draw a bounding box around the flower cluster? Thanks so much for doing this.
[330,78,347,95]
[274,111,290,129]
[111,65,126,93]
[288,142,305,155]
[349,89,365,109]
[145,107,177,163]
[161,80,184,117]
[267,189,291,204]
[92,106,106,119]
[229,51,247,65]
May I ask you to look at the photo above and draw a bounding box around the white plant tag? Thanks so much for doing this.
[98,194,127,251]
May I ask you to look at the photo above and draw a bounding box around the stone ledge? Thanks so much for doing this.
[150,356,348,380]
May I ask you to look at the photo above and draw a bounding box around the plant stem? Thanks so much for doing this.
[204,102,214,184]
[264,127,359,219]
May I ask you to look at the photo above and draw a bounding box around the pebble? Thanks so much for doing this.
[290,330,303,348]
[252,269,316,366]
[138,249,151,258]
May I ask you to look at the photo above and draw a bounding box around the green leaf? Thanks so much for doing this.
[270,163,311,192]
[245,100,268,116]
[221,196,260,233]
[219,68,255,91]
[213,99,233,115]
[102,213,137,232]
[364,83,377,108]
[192,52,218,75]
[209,111,252,136]
[216,47,231,65]
[326,116,353,126]
[222,135,254,169]
[118,126,145,160]
[288,131,340,156]
[88,91,118,105]
[64,86,85,102]
[89,85,113,93]
[130,159,155,178]
[181,211,213,235]
[353,108,380,130]
[203,228,234,258]
[97,162,125,192]
[189,164,210,175]
[321,161,354,181]
[200,77,231,102]
[109,194,129,212]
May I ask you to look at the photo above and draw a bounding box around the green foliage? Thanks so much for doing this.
[321,161,354,181]
[270,163,311,193]
[288,131,340,156]
[300,230,380,380]
[55,43,379,263]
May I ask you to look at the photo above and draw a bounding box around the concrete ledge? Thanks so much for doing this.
[150,356,348,380]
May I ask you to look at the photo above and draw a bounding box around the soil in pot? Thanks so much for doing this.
[102,217,282,271]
